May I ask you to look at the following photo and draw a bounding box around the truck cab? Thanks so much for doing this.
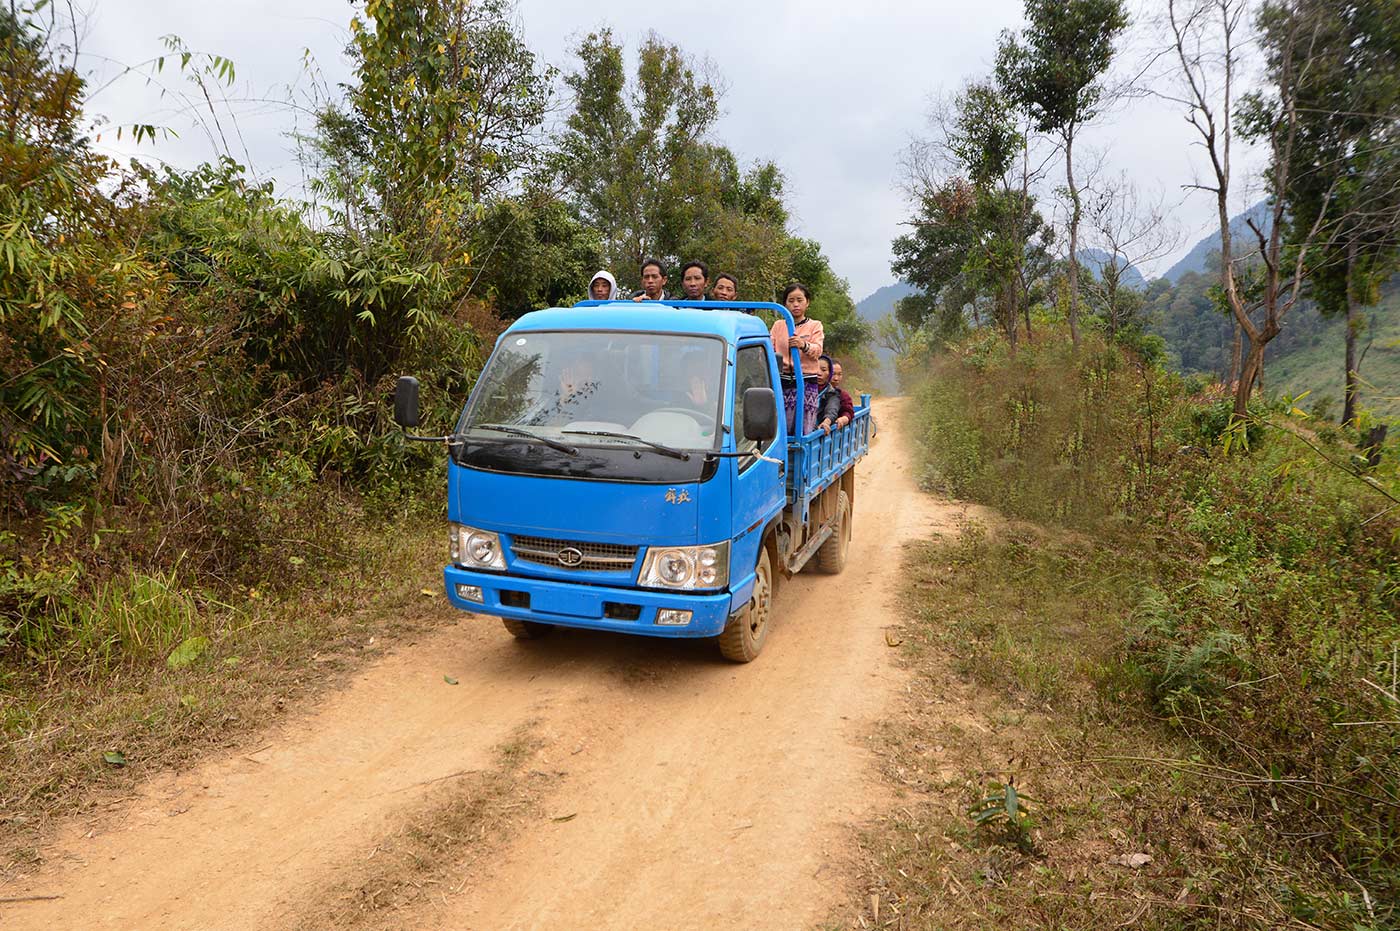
[398,300,870,661]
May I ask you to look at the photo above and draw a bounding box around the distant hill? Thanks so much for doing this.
[1267,283,1400,419]
[854,281,918,393]
[1078,249,1146,290]
[855,281,918,322]
[1163,200,1272,282]
[1147,206,1398,419]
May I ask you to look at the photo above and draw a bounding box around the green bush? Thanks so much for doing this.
[2,90,490,659]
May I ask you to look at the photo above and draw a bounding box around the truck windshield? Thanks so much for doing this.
[461,331,724,451]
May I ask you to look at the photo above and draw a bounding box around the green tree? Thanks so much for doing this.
[472,193,604,318]
[558,29,720,275]
[893,83,1053,350]
[311,0,553,263]
[556,28,798,298]
[997,0,1129,349]
[1252,0,1400,425]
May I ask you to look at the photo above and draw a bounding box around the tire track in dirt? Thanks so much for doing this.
[1,397,961,930]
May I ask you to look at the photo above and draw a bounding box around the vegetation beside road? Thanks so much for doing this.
[852,328,1399,929]
[1,516,452,846]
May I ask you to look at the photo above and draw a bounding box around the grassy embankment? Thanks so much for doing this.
[1268,289,1400,421]
[850,330,1400,930]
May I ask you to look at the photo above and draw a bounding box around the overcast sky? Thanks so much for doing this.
[78,0,1267,301]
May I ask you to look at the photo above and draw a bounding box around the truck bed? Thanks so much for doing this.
[786,394,872,525]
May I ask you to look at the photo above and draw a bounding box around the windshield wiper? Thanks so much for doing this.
[475,424,578,456]
[561,429,691,461]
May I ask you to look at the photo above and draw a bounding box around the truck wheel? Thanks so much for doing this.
[718,547,772,663]
[501,618,553,639]
[815,490,850,574]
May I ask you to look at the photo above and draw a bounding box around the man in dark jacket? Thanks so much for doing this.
[830,360,855,427]
[815,356,844,434]
[631,258,670,301]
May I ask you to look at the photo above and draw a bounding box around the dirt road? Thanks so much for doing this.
[3,398,961,930]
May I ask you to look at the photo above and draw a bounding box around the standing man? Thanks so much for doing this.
[678,260,709,301]
[631,258,669,301]
[711,272,738,302]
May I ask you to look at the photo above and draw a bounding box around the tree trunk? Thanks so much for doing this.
[1065,126,1081,349]
[1363,425,1387,469]
[1228,320,1243,387]
[1234,338,1265,418]
[1343,241,1360,427]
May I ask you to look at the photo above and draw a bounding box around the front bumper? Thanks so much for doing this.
[443,566,736,638]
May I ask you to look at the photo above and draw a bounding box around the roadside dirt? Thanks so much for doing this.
[1,397,968,930]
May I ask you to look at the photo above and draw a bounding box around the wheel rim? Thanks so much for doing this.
[747,559,771,641]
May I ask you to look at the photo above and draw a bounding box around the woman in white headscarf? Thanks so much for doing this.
[587,270,619,301]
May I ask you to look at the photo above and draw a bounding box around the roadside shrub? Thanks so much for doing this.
[915,326,1184,528]
[1,64,493,660]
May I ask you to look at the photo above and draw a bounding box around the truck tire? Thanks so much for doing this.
[815,490,850,574]
[501,618,553,639]
[718,546,773,663]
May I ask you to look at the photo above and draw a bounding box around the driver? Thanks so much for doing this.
[682,352,715,408]
[559,356,597,402]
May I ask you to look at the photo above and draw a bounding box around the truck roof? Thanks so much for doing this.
[504,303,774,344]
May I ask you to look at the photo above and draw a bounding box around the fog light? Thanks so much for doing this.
[656,608,692,626]
[456,584,483,603]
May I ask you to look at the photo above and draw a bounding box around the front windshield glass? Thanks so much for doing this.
[461,331,725,451]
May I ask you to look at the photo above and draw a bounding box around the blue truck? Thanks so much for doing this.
[393,300,870,661]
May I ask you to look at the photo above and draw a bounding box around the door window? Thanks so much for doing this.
[733,344,774,470]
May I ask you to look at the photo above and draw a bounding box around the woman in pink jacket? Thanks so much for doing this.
[769,283,824,435]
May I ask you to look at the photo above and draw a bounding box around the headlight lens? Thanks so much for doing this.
[450,523,506,570]
[640,542,729,590]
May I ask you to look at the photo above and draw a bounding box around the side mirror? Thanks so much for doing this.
[742,387,778,444]
[394,376,420,428]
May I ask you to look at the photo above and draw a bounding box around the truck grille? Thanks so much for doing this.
[510,535,638,572]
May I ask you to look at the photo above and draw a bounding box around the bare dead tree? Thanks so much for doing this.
[1082,173,1181,337]
[1165,0,1335,417]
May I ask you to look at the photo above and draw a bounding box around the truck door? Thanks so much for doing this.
[730,341,784,589]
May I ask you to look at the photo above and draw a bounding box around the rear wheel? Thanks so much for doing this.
[501,618,553,639]
[815,490,850,574]
[718,546,773,662]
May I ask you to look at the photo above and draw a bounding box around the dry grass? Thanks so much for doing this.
[833,526,1370,930]
[0,516,454,856]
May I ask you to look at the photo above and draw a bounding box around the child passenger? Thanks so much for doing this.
[769,283,824,435]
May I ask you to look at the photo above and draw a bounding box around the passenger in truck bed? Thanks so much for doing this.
[770,283,824,435]
[711,272,738,301]
[679,260,710,300]
[816,357,855,434]
[830,360,855,429]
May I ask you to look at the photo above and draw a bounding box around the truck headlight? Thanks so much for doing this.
[639,542,729,590]
[450,523,506,571]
